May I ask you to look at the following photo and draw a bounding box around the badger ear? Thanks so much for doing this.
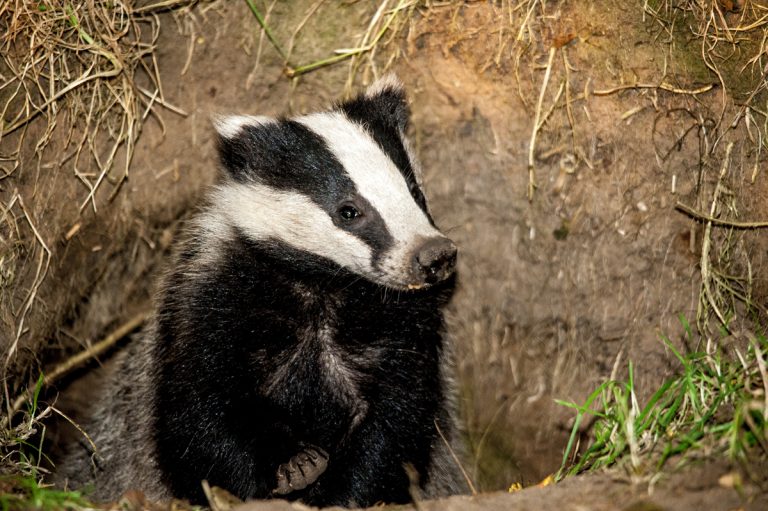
[360,73,410,131]
[213,115,275,180]
[214,115,275,139]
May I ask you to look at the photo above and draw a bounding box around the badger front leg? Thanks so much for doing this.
[301,414,431,508]
[272,445,329,495]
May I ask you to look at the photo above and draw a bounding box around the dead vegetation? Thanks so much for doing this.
[446,0,768,330]
[503,0,768,487]
[245,0,423,93]
[2,0,140,371]
[0,0,199,481]
[640,0,768,334]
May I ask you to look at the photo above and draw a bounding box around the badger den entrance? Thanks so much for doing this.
[1,1,767,510]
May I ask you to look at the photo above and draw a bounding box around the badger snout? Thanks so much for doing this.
[411,237,457,286]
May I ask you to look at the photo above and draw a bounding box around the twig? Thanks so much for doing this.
[527,46,556,201]
[592,82,715,97]
[136,85,189,116]
[747,333,768,422]
[562,48,576,149]
[675,202,768,229]
[405,463,424,511]
[47,312,149,385]
[132,0,197,14]
[0,311,150,430]
[7,194,51,366]
[700,142,734,330]
[516,0,539,41]
[435,420,477,496]
[51,406,99,457]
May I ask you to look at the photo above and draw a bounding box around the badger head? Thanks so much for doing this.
[210,76,456,291]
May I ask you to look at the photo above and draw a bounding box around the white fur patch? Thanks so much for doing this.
[316,322,368,429]
[214,115,275,139]
[365,75,424,186]
[208,181,375,276]
[186,210,234,272]
[364,73,403,98]
[298,112,441,287]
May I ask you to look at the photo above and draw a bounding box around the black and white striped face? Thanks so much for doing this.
[210,76,456,290]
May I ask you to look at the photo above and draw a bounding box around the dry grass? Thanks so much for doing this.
[1,0,155,369]
[644,0,768,103]
[504,0,768,331]
[640,0,768,335]
[0,0,198,484]
[245,0,421,95]
[2,1,177,209]
[0,0,199,367]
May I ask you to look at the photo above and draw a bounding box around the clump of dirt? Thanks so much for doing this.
[2,0,767,507]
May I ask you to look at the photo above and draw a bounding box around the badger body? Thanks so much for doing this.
[58,77,465,507]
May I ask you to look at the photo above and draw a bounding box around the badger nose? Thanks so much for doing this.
[413,237,457,284]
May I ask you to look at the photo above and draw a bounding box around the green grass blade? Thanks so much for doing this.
[244,0,288,61]
[555,380,614,480]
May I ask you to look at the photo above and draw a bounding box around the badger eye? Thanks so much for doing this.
[338,204,361,221]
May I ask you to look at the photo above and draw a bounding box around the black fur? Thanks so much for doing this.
[218,120,353,208]
[154,234,455,506]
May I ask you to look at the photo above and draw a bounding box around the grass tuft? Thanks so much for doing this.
[0,474,91,511]
[557,318,768,482]
[0,374,96,510]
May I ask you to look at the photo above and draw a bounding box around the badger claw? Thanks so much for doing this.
[273,446,329,495]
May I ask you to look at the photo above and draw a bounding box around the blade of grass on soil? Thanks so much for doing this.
[556,319,768,481]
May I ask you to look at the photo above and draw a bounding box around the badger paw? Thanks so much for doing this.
[273,445,329,495]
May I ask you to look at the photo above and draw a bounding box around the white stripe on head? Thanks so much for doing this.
[365,75,423,186]
[214,115,275,139]
[366,76,425,190]
[297,111,441,284]
[209,181,374,275]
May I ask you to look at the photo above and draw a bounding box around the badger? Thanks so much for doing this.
[57,76,466,507]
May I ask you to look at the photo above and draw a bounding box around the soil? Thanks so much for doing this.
[111,461,768,511]
[2,0,767,508]
[230,465,768,511]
